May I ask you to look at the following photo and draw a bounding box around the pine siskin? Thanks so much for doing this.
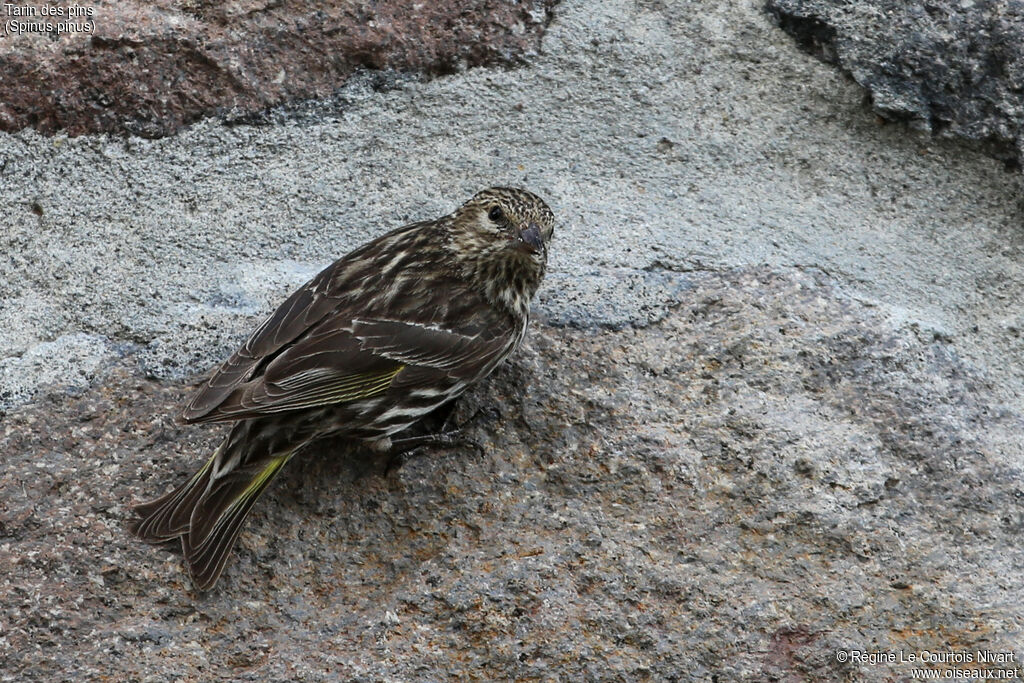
[130,187,555,590]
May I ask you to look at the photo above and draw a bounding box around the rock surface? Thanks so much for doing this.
[3,0,1024,680]
[0,0,555,138]
[4,267,1022,680]
[765,0,1024,168]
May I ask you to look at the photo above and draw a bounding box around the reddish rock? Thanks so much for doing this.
[0,0,556,137]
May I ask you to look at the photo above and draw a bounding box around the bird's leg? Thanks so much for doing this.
[388,430,461,454]
[385,401,484,475]
[385,434,460,476]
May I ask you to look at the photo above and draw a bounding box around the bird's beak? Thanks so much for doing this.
[517,222,544,254]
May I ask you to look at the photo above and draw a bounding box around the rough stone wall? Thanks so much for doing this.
[2,0,1024,680]
[767,0,1024,168]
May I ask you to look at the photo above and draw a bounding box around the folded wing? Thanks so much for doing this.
[183,301,514,424]
[181,263,345,422]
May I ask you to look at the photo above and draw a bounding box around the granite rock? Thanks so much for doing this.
[3,267,1022,680]
[766,0,1024,168]
[3,0,1024,679]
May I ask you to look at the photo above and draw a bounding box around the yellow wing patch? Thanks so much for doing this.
[258,365,404,413]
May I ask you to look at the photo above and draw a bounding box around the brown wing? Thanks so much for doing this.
[349,318,509,374]
[180,263,345,421]
[181,220,517,423]
[185,311,515,423]
[181,223,425,423]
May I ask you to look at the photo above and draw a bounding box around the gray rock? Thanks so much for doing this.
[0,333,114,409]
[3,0,1024,680]
[2,268,1022,680]
[766,0,1024,168]
[537,268,698,330]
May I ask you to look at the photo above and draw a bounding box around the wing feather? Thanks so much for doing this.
[351,318,503,375]
[181,265,343,422]
[179,222,519,424]
[199,365,404,420]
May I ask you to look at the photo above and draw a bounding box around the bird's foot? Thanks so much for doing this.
[383,401,495,475]
[385,428,467,475]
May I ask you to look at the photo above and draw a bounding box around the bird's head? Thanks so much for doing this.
[447,187,555,316]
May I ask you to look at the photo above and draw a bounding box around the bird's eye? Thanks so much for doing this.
[488,206,504,223]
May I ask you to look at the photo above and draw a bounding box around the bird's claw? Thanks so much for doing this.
[385,428,470,475]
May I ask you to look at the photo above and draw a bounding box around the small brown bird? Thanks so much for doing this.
[130,187,555,590]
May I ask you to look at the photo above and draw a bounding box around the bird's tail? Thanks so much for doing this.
[129,423,295,591]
